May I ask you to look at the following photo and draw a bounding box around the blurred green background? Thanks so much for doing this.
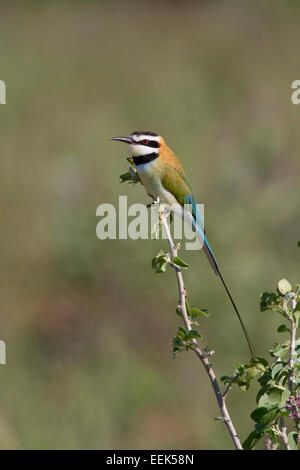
[0,0,299,449]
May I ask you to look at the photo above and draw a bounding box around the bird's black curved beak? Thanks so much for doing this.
[110,136,133,144]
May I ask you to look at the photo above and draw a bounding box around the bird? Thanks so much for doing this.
[111,131,254,356]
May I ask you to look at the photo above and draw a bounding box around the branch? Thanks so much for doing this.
[280,426,291,451]
[159,211,243,450]
[288,317,296,393]
[287,301,300,437]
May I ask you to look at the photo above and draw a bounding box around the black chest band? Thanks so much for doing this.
[132,153,158,165]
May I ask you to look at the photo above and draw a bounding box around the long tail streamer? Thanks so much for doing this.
[184,194,255,357]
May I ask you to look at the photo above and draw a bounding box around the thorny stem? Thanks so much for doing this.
[160,212,243,451]
[287,310,300,438]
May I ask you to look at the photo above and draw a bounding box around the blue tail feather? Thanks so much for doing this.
[184,193,216,261]
[183,193,254,356]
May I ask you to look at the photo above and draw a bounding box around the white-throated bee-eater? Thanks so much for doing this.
[112,131,254,356]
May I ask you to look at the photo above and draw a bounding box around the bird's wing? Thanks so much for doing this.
[161,163,205,232]
[161,163,192,207]
[161,163,219,274]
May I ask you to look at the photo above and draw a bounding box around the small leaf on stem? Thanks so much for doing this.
[173,256,189,268]
[277,324,291,333]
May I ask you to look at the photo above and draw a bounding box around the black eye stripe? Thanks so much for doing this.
[133,140,160,148]
[145,141,160,148]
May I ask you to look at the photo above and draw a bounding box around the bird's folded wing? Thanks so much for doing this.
[161,164,192,207]
[161,164,219,274]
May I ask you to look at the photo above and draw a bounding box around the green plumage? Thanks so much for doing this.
[161,164,192,206]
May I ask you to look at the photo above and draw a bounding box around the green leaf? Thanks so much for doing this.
[251,406,280,433]
[277,324,290,333]
[173,256,189,268]
[251,356,269,367]
[260,291,280,311]
[234,363,244,375]
[175,307,182,317]
[277,371,289,387]
[172,336,183,346]
[120,171,132,183]
[126,157,135,167]
[271,362,285,380]
[244,363,266,382]
[177,327,187,339]
[241,357,268,389]
[294,310,300,327]
[243,430,264,450]
[236,380,250,391]
[266,388,284,406]
[220,375,232,385]
[172,324,201,356]
[221,356,269,393]
[297,240,300,248]
[151,251,170,273]
[186,330,201,340]
[190,307,210,318]
[172,346,182,358]
[153,262,167,273]
[257,392,273,408]
[120,163,141,184]
[265,428,279,448]
[288,431,298,450]
[270,341,290,358]
[278,279,292,295]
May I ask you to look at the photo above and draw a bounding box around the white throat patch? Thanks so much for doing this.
[129,144,159,157]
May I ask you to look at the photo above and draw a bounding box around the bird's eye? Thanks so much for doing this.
[142,139,149,145]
